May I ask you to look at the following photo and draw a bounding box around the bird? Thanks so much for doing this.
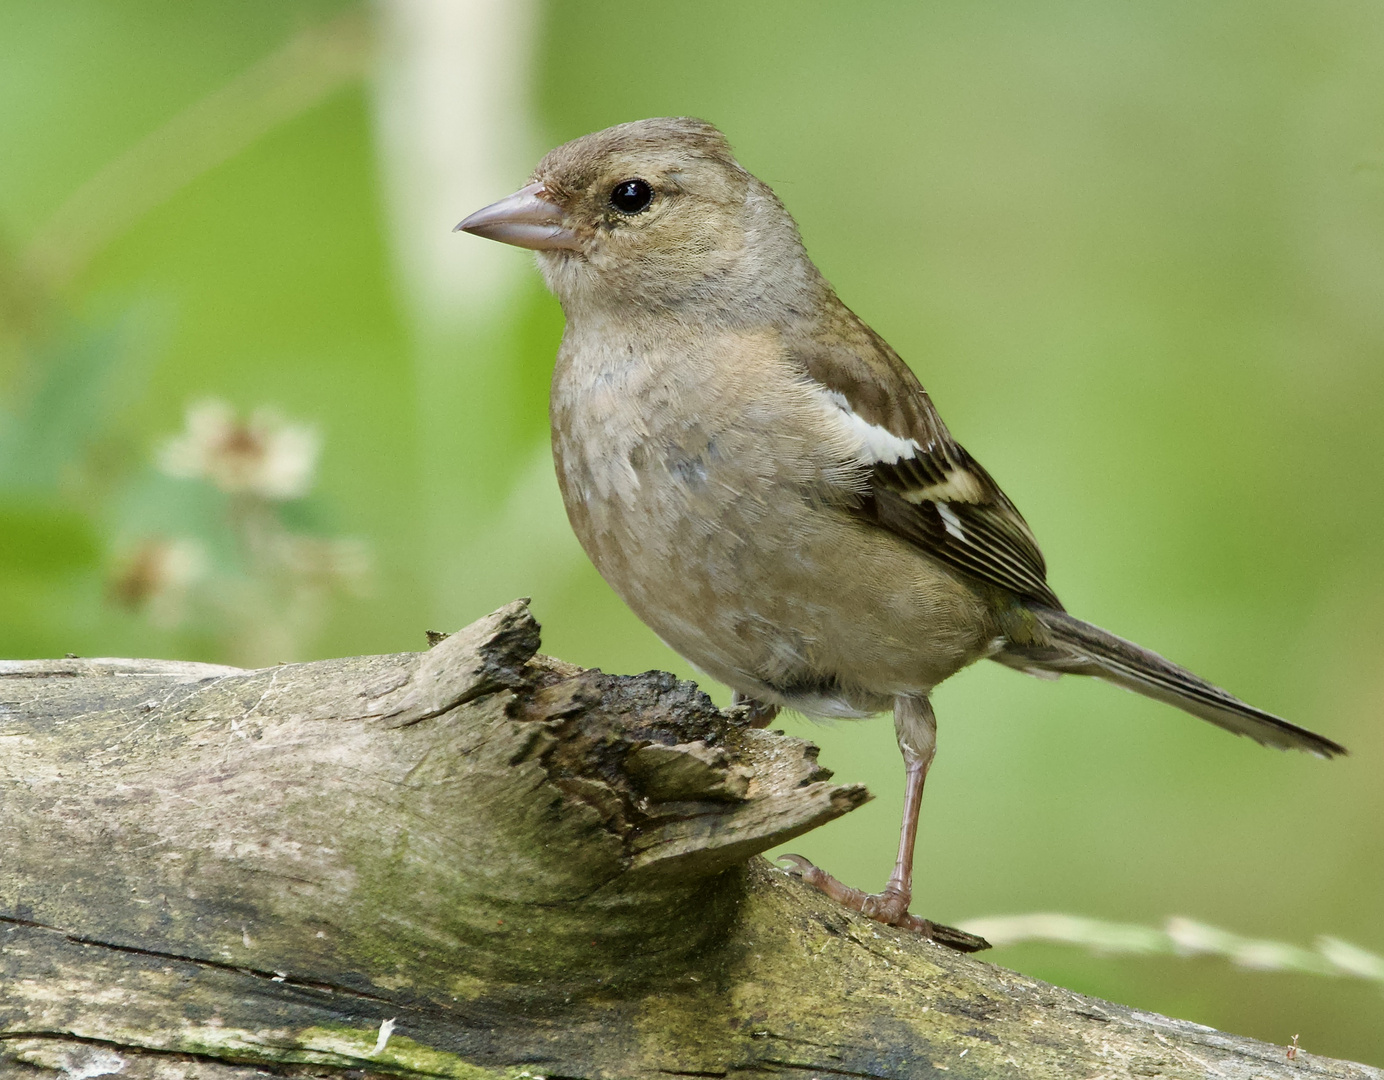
[456,117,1347,951]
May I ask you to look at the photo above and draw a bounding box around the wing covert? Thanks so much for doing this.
[792,320,1061,610]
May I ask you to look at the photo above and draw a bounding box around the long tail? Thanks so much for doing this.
[996,607,1348,758]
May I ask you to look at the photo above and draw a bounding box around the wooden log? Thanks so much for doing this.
[1,600,1377,1079]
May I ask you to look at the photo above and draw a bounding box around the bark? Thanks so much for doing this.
[0,599,1377,1080]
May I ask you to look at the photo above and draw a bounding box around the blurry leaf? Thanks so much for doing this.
[0,306,163,492]
[114,471,237,566]
[274,493,336,533]
[0,499,99,573]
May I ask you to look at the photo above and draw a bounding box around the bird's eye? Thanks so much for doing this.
[609,178,653,215]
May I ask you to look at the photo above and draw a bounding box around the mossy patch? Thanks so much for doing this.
[298,1026,509,1078]
[174,1022,516,1078]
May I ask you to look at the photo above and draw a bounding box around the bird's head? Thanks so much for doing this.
[457,117,818,321]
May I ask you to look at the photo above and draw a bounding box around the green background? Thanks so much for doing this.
[2,0,1381,1064]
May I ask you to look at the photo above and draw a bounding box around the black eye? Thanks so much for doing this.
[610,178,653,214]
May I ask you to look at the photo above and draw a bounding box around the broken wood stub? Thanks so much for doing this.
[0,600,865,1009]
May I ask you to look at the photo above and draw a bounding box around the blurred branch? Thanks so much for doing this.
[18,6,374,293]
[372,0,538,326]
[961,912,1384,986]
[371,0,544,626]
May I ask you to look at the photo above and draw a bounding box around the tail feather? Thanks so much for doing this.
[997,608,1348,758]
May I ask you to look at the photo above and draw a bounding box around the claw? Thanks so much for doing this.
[769,699,993,952]
[777,854,991,953]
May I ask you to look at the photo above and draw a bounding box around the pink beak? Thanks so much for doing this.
[454,182,581,252]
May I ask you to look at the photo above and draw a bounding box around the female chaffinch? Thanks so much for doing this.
[459,118,1345,950]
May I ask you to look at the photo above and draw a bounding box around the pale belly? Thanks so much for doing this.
[549,343,995,718]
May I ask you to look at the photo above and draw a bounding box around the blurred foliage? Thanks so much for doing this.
[0,0,1380,1065]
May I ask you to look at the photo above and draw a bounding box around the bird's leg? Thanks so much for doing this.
[730,690,780,728]
[781,696,989,953]
[782,696,933,922]
[878,693,935,916]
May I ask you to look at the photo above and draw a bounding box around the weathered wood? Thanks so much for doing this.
[1,600,1377,1079]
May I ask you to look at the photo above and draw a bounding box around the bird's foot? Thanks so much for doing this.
[778,854,990,953]
[730,691,780,728]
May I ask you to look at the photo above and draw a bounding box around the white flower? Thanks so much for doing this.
[158,399,320,500]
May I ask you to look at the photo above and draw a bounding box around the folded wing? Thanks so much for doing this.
[793,321,1061,609]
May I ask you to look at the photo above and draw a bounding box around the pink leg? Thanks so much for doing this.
[781,696,989,953]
